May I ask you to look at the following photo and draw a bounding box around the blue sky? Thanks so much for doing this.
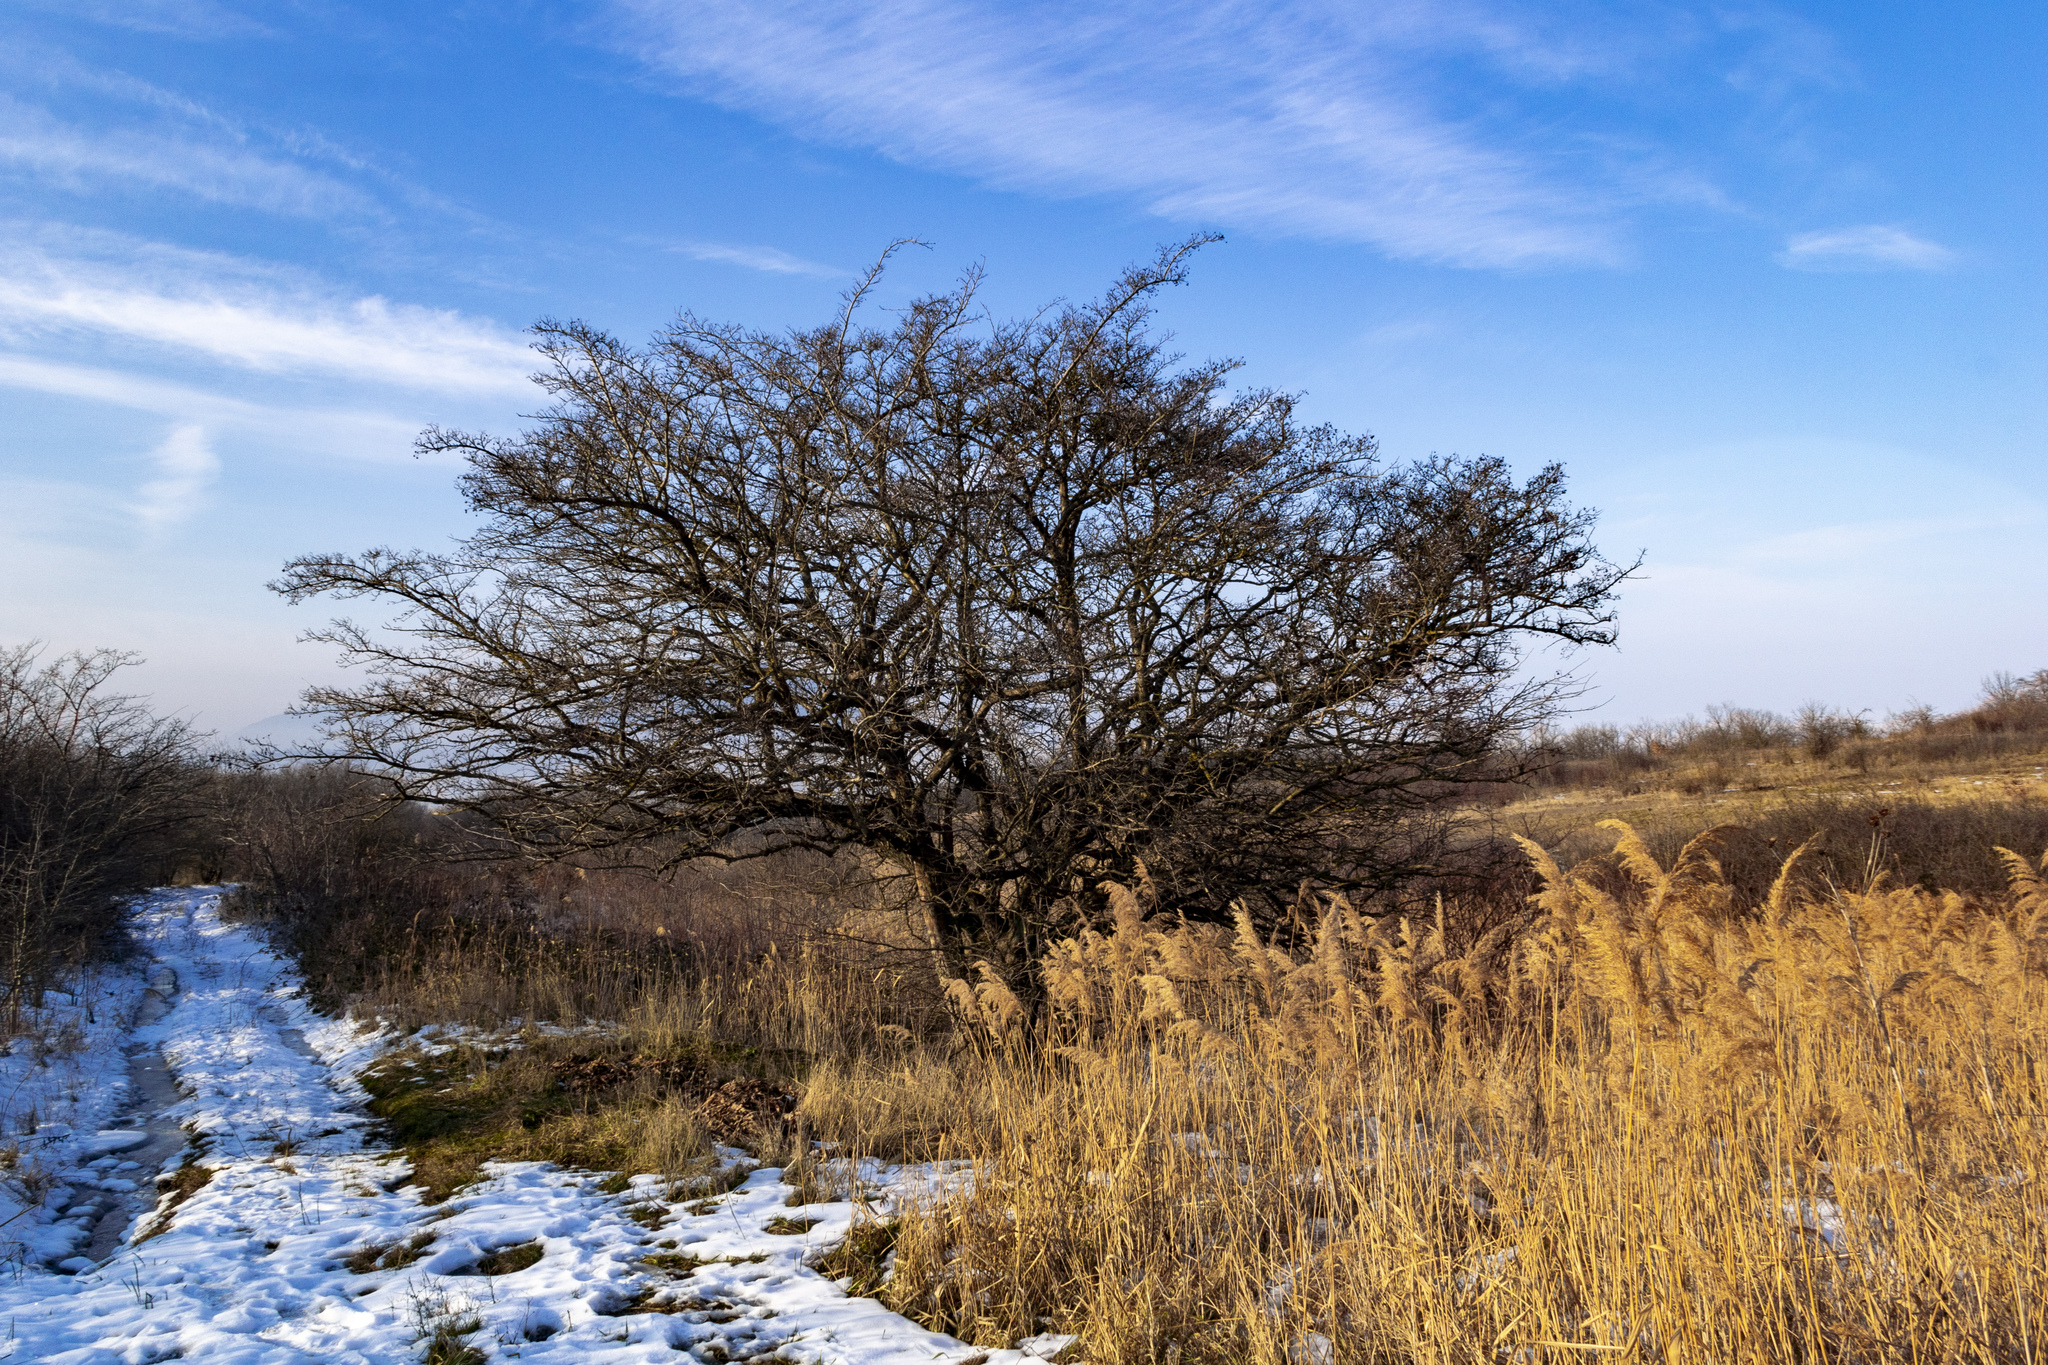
[1,0,2041,736]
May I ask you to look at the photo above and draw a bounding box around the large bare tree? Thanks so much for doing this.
[279,242,1632,992]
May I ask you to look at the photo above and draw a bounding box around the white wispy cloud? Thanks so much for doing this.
[0,46,242,131]
[1777,225,1953,272]
[0,96,374,219]
[1719,8,1856,99]
[9,0,266,39]
[0,353,434,462]
[667,240,844,277]
[0,350,263,418]
[0,239,535,393]
[606,0,1647,268]
[0,46,509,237]
[130,424,219,527]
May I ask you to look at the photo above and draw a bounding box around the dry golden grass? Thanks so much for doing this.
[832,830,2048,1363]
[230,787,2048,1359]
[1500,710,2048,905]
[230,844,947,1202]
[226,851,942,1058]
[1519,687,2048,804]
[1492,781,2048,913]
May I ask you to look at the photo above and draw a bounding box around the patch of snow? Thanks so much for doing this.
[83,1131,152,1157]
[0,888,1020,1364]
[985,1333,1081,1362]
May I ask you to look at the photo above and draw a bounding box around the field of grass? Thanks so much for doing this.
[1487,710,2048,913]
[215,714,2048,1363]
[840,825,2046,1361]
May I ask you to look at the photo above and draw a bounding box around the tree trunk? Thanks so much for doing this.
[914,862,1051,1027]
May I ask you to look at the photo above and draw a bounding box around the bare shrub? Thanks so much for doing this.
[1796,701,1869,759]
[1521,672,2048,797]
[1974,669,2048,735]
[216,767,937,1047]
[0,643,205,1021]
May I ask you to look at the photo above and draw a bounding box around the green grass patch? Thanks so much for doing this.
[466,1240,544,1276]
[356,1038,729,1202]
[813,1218,898,1296]
[640,1250,769,1276]
[762,1215,823,1235]
[640,1251,710,1274]
[343,1231,435,1274]
[600,1288,748,1320]
[135,1149,214,1244]
[421,1317,486,1365]
[357,1045,554,1202]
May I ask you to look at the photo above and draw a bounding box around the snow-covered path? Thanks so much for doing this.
[0,890,1064,1365]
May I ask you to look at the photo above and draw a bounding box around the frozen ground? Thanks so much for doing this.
[0,889,1073,1365]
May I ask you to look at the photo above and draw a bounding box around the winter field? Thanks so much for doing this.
[0,889,1070,1365]
[2,704,2045,1361]
[5,827,2044,1363]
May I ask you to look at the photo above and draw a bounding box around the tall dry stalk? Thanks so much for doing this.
[863,824,2048,1363]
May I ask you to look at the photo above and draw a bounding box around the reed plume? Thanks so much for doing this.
[882,821,2048,1362]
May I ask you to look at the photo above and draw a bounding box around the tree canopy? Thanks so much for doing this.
[279,241,1632,992]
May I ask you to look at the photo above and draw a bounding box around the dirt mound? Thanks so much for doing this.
[549,1053,706,1092]
[544,1054,794,1150]
[696,1078,797,1147]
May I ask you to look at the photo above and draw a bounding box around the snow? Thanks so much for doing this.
[0,889,1071,1364]
[0,952,153,1273]
[83,1133,152,1157]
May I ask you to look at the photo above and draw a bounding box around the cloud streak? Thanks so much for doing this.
[0,58,492,237]
[1776,224,1953,272]
[0,240,535,393]
[0,353,435,462]
[666,239,844,277]
[0,96,374,218]
[606,0,1656,268]
[131,424,219,527]
[9,0,266,39]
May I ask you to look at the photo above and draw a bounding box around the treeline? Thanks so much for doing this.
[1522,669,2048,789]
[0,645,207,1021]
[0,644,846,1033]
[0,647,506,1022]
[9,636,2048,1032]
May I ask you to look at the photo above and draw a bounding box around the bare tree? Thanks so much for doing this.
[210,763,409,917]
[279,241,1632,996]
[0,644,201,1017]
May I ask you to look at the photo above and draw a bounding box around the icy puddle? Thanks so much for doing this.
[0,890,1069,1365]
